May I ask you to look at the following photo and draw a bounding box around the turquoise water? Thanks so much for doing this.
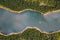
[0,8,60,34]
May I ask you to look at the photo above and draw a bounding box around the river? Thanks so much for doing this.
[0,8,60,34]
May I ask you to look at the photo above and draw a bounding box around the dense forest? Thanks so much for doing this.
[0,0,60,13]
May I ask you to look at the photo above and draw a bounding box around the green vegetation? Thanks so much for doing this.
[0,28,60,40]
[0,0,60,13]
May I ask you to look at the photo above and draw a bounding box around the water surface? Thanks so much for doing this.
[0,8,60,34]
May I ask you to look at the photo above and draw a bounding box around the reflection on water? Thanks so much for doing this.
[0,8,60,34]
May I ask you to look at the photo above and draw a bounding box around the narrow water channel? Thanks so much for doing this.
[0,8,60,34]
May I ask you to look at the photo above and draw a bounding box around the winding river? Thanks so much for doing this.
[0,8,60,34]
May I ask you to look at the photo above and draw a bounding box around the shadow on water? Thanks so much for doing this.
[0,8,60,34]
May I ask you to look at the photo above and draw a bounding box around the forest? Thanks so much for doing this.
[0,0,60,13]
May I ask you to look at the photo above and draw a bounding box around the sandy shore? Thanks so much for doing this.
[0,5,19,12]
[0,5,60,14]
[0,26,60,36]
[0,5,43,14]
[0,26,48,36]
[44,10,60,15]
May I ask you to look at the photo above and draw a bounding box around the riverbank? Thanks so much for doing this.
[44,10,60,15]
[0,26,59,40]
[0,26,60,36]
[0,5,60,14]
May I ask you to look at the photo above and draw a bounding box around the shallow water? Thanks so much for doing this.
[0,8,60,34]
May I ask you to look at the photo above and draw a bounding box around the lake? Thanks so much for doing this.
[0,8,60,34]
